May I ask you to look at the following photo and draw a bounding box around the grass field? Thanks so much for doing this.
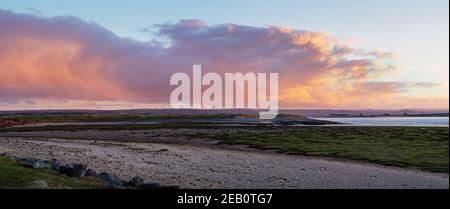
[208,126,449,173]
[0,157,106,189]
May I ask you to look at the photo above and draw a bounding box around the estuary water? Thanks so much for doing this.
[314,117,449,127]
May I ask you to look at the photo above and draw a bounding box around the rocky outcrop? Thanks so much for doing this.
[6,155,180,189]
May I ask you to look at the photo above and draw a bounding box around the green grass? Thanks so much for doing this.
[0,157,106,189]
[207,126,449,172]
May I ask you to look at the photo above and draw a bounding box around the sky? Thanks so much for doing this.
[0,0,448,110]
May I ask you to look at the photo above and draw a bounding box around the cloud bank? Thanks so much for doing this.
[0,9,445,109]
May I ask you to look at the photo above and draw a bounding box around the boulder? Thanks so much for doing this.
[20,158,47,169]
[49,159,60,171]
[97,172,123,187]
[58,165,73,176]
[58,164,87,177]
[84,169,97,177]
[128,176,145,188]
[72,164,87,176]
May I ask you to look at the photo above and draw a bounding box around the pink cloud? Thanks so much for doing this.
[0,9,444,109]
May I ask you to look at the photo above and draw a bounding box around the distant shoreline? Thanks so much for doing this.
[324,113,449,118]
[0,108,448,118]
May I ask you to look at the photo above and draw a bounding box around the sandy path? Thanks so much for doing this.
[0,137,448,189]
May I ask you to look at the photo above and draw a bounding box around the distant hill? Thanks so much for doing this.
[275,113,308,120]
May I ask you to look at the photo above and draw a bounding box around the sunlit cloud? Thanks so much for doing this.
[0,9,446,110]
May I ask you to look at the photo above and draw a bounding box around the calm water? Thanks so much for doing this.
[314,117,449,127]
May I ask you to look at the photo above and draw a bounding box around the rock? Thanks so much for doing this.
[58,165,73,176]
[49,159,60,171]
[72,164,87,176]
[20,158,47,169]
[84,169,97,177]
[58,164,87,177]
[97,172,123,187]
[141,183,161,189]
[128,176,145,188]
[23,180,49,189]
